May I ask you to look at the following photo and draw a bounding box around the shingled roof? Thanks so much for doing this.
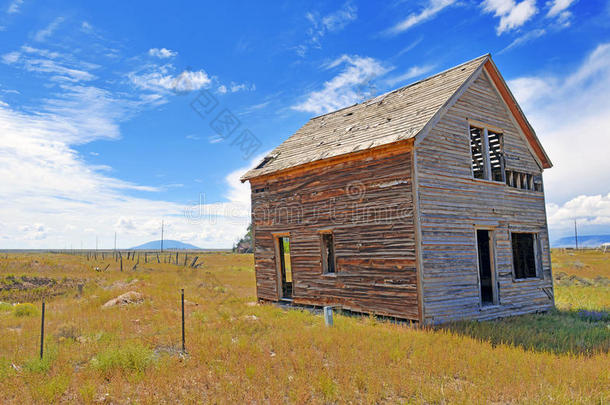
[242,54,500,181]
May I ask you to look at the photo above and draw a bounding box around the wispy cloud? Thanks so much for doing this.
[482,0,538,35]
[385,65,435,86]
[148,47,177,59]
[2,46,97,82]
[498,28,546,54]
[507,43,610,236]
[387,0,456,35]
[0,19,255,249]
[34,17,65,42]
[292,55,391,115]
[296,2,357,56]
[7,0,23,14]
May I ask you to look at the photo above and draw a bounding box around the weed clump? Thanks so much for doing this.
[55,322,80,341]
[23,356,52,373]
[0,302,13,312]
[90,343,155,374]
[13,302,39,317]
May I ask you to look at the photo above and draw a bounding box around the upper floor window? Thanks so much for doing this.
[470,124,505,183]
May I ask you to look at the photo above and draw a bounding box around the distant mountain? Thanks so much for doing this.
[130,240,201,250]
[552,234,610,248]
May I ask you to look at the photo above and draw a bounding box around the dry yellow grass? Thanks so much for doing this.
[0,250,608,404]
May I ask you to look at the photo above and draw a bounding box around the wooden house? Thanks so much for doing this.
[241,55,554,324]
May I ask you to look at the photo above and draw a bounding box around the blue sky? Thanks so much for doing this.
[1,0,609,248]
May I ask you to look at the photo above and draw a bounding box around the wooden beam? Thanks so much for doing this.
[248,139,414,185]
[483,60,552,169]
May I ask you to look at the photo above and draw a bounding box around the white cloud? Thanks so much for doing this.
[499,28,547,54]
[547,194,610,237]
[1,51,20,64]
[388,0,455,34]
[507,43,610,238]
[385,65,435,86]
[292,55,390,115]
[148,48,177,59]
[319,2,357,31]
[34,17,65,42]
[230,82,255,92]
[297,2,357,56]
[546,0,576,18]
[482,0,538,34]
[0,99,254,249]
[129,66,211,93]
[7,0,23,14]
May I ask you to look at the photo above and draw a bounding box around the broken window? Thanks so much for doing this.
[470,125,505,182]
[320,232,336,274]
[511,233,538,279]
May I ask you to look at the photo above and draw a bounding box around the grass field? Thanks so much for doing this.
[0,250,608,404]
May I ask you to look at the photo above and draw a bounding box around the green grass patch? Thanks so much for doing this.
[442,309,610,355]
[90,343,155,375]
[0,302,13,312]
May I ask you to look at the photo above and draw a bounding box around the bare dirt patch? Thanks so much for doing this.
[0,275,81,302]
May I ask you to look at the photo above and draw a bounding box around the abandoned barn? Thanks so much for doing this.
[241,54,554,324]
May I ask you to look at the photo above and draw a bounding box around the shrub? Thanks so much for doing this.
[55,322,80,341]
[90,343,155,375]
[13,303,39,317]
[0,302,13,312]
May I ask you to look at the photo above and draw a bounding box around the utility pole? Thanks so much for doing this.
[160,220,164,253]
[574,219,578,250]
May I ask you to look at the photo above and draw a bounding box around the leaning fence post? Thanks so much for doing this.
[181,289,186,354]
[40,301,45,359]
[324,306,333,327]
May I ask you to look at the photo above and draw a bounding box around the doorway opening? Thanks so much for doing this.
[476,229,496,306]
[277,236,292,300]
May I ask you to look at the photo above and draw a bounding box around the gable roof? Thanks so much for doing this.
[241,54,550,182]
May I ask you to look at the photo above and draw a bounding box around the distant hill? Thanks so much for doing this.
[130,240,201,250]
[552,234,610,248]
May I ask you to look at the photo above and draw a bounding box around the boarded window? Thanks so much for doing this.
[511,233,538,279]
[470,125,505,182]
[470,127,485,179]
[487,130,505,182]
[320,233,336,274]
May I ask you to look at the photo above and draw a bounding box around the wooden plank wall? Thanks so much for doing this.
[416,71,554,324]
[251,145,419,320]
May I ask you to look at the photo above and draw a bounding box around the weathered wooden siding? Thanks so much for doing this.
[251,144,419,320]
[416,70,553,324]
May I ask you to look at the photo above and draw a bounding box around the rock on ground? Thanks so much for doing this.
[102,291,143,308]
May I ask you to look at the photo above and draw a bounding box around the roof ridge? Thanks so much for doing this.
[310,53,490,121]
